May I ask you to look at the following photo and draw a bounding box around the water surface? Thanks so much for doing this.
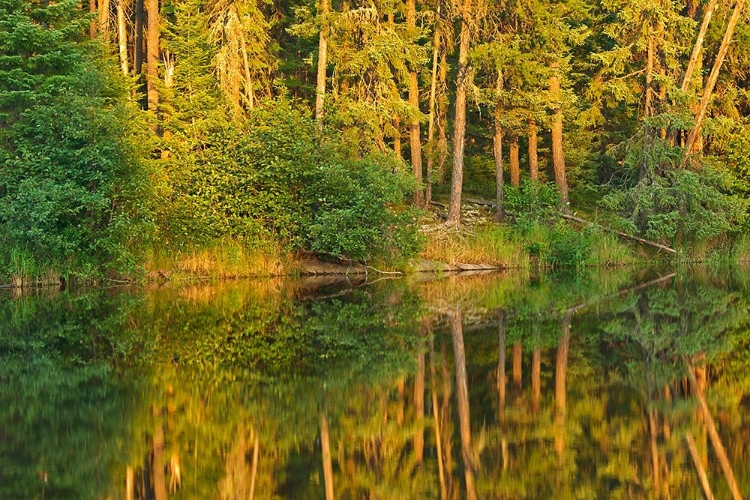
[1,269,749,499]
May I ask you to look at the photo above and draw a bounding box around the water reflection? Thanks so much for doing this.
[1,269,749,499]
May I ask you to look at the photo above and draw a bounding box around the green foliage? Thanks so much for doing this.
[163,100,422,261]
[0,0,153,280]
[601,130,747,245]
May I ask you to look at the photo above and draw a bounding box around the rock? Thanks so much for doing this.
[299,259,367,275]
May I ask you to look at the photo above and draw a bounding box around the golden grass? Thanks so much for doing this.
[145,238,296,280]
[419,224,530,269]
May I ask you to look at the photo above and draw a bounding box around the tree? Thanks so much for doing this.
[446,0,474,227]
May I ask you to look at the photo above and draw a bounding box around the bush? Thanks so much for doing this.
[0,0,154,280]
[163,101,423,262]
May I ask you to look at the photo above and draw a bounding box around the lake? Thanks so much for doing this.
[1,268,748,499]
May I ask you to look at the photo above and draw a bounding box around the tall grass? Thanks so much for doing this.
[144,237,294,280]
[420,224,530,269]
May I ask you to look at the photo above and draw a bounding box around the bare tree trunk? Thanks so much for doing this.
[649,409,661,492]
[315,0,329,127]
[99,0,111,38]
[426,2,441,206]
[134,0,144,76]
[550,62,569,206]
[407,0,424,206]
[683,0,746,165]
[145,0,160,117]
[450,308,477,500]
[446,0,473,227]
[117,0,129,76]
[239,28,255,110]
[437,48,449,186]
[493,76,504,221]
[509,135,520,187]
[394,116,402,157]
[321,413,335,500]
[528,118,538,181]
[682,0,719,92]
[89,0,97,39]
[645,35,654,118]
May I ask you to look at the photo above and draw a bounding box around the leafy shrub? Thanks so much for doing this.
[163,101,423,262]
[0,0,154,279]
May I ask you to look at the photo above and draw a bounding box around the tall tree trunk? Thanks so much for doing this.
[315,0,329,127]
[645,35,654,118]
[437,48,449,186]
[321,413,335,500]
[493,75,504,221]
[446,0,473,227]
[682,0,719,92]
[426,2,441,206]
[393,116,402,157]
[528,118,538,181]
[145,0,160,117]
[99,0,111,38]
[550,62,569,206]
[117,0,129,76]
[450,308,477,500]
[89,0,97,39]
[509,135,520,187]
[407,0,424,206]
[239,28,255,110]
[683,0,746,165]
[134,0,144,76]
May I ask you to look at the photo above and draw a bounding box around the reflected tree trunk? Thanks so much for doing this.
[414,348,425,464]
[684,357,742,500]
[126,466,134,500]
[249,434,259,500]
[450,308,477,500]
[513,343,522,390]
[321,413,335,500]
[554,312,571,463]
[648,409,661,493]
[397,377,406,425]
[532,348,541,414]
[152,406,167,500]
[497,310,506,421]
[441,342,455,495]
[430,335,448,500]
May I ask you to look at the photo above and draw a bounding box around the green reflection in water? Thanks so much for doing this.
[1,269,749,499]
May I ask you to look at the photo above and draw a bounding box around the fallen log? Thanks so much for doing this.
[560,213,677,254]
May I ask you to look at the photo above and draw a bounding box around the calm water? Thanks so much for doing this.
[1,269,749,499]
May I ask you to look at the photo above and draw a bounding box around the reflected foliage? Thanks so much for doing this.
[1,268,750,498]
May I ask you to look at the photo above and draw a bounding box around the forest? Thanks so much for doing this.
[2,0,750,282]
